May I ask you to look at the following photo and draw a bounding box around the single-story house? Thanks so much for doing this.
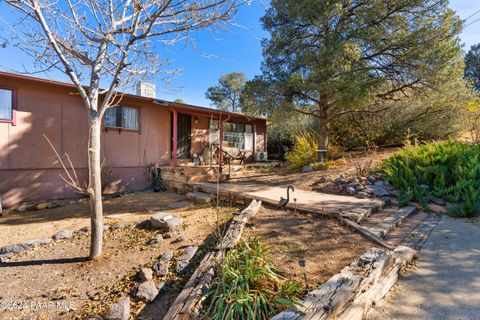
[0,71,267,208]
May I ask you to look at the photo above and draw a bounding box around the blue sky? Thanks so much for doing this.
[0,0,479,107]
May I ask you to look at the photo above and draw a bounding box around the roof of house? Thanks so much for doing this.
[0,71,265,121]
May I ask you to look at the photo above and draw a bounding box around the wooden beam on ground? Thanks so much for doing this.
[272,246,416,320]
[338,216,395,251]
[163,251,223,320]
[217,199,262,250]
[163,199,262,320]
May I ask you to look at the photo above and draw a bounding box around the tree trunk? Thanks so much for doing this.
[318,110,330,150]
[88,116,104,260]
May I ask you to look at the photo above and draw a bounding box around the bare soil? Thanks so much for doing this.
[244,206,374,288]
[232,148,397,192]
[0,192,236,320]
[0,192,185,247]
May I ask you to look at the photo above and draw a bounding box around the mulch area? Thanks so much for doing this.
[243,206,374,288]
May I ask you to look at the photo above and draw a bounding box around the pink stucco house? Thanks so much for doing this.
[0,71,267,208]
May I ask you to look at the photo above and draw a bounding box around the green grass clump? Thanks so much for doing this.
[206,238,302,320]
[381,141,480,217]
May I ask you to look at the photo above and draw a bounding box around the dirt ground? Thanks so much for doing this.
[0,192,236,320]
[244,206,374,288]
[233,148,397,192]
[0,192,187,248]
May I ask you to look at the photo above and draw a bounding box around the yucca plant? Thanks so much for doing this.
[206,239,302,320]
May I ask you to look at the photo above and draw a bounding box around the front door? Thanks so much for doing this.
[172,113,191,159]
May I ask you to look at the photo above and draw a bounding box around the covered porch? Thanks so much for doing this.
[167,102,267,168]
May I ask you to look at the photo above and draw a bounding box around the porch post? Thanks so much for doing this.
[219,116,223,166]
[173,109,178,167]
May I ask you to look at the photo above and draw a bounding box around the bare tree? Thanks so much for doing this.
[3,0,240,259]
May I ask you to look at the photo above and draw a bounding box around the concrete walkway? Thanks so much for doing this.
[367,216,480,320]
[194,181,378,213]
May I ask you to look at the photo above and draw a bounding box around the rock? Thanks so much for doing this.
[78,226,90,233]
[135,281,159,302]
[153,260,170,276]
[186,192,211,204]
[150,213,183,232]
[175,246,198,275]
[152,251,174,276]
[374,180,385,187]
[0,243,31,255]
[149,234,164,245]
[35,202,49,210]
[138,268,153,282]
[17,203,32,212]
[105,296,130,320]
[335,178,349,185]
[346,186,357,195]
[110,222,128,230]
[302,165,313,172]
[103,225,111,231]
[168,201,193,209]
[431,197,446,206]
[372,185,390,197]
[25,238,52,246]
[356,191,369,199]
[158,282,168,294]
[53,229,73,240]
[161,250,174,261]
[87,316,104,320]
[0,253,14,262]
[428,203,448,214]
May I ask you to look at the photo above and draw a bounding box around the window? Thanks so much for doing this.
[105,106,139,130]
[0,88,14,122]
[210,120,254,151]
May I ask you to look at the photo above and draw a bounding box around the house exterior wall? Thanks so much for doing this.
[0,75,267,208]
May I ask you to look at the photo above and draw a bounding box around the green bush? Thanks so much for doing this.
[285,134,344,168]
[285,134,318,167]
[381,141,480,217]
[206,239,301,320]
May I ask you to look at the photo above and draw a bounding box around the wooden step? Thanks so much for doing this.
[186,192,212,204]
[187,174,228,183]
[385,211,428,247]
[340,198,390,223]
[181,166,219,176]
[362,206,417,238]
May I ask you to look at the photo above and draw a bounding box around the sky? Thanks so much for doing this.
[0,0,479,107]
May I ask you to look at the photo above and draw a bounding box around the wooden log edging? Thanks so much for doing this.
[271,246,416,320]
[163,199,262,320]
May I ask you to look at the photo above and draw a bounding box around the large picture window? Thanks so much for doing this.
[105,106,139,130]
[0,88,14,122]
[210,120,254,151]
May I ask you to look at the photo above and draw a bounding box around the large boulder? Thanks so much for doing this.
[135,281,159,302]
[150,213,183,232]
[104,296,130,320]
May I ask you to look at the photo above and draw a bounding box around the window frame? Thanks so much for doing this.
[217,120,255,151]
[104,105,141,133]
[0,86,17,126]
